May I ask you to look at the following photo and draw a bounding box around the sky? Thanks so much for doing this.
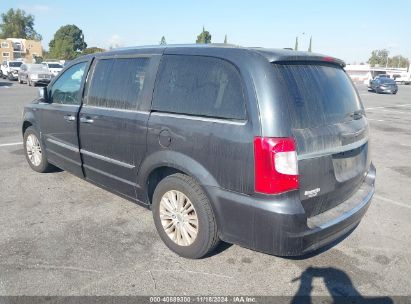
[1,0,410,64]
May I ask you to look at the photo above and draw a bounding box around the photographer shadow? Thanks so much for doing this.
[291,266,393,304]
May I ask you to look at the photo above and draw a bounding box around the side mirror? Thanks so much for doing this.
[38,87,49,102]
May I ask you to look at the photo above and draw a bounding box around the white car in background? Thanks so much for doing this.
[392,72,411,85]
[42,62,63,77]
[1,60,23,80]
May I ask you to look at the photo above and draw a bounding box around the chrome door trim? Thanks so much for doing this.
[47,138,79,152]
[150,111,247,125]
[80,149,135,169]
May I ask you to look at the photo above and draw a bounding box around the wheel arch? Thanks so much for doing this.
[137,150,219,206]
[22,108,40,135]
[22,120,34,136]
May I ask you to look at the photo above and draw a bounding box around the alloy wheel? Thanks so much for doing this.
[26,134,42,166]
[159,190,199,246]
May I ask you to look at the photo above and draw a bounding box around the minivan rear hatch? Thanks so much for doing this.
[273,62,371,217]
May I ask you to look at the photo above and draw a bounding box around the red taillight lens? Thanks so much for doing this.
[254,137,299,194]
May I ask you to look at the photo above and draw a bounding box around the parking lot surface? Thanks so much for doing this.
[0,79,410,298]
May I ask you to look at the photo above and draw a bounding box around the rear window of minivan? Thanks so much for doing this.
[273,63,362,129]
[152,55,246,120]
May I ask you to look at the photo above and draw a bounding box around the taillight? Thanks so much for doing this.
[254,137,299,194]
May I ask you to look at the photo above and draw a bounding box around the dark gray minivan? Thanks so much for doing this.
[22,45,375,259]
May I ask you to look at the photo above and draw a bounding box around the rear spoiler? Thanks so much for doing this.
[272,55,346,68]
[250,48,346,68]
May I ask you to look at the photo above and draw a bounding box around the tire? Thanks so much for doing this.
[23,127,54,173]
[152,173,220,259]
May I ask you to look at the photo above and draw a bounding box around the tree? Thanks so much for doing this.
[159,36,167,45]
[49,25,87,60]
[367,49,389,67]
[196,26,211,44]
[0,8,41,40]
[388,55,409,69]
[308,36,312,52]
[294,37,298,51]
[367,50,409,68]
[224,34,227,44]
[82,47,105,55]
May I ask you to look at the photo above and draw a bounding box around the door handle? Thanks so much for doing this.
[80,117,94,124]
[63,115,76,122]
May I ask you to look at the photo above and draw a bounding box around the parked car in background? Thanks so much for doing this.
[22,45,375,259]
[1,60,23,80]
[369,77,398,94]
[375,74,390,79]
[392,72,411,85]
[42,62,63,77]
[18,64,53,86]
[368,73,390,86]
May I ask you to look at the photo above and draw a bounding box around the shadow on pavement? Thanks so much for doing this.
[291,266,393,304]
[0,81,13,87]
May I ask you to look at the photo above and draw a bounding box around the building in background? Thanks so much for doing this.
[345,64,410,85]
[0,38,42,63]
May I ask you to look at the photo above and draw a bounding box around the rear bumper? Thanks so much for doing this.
[377,87,398,94]
[206,163,376,256]
[33,79,51,85]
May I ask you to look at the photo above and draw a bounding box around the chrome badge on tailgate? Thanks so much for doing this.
[304,188,321,198]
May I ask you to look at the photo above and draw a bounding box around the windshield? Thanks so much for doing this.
[29,65,49,72]
[48,63,63,69]
[9,62,22,67]
[380,78,396,84]
[273,63,363,129]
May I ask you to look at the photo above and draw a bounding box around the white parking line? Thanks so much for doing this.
[367,118,385,122]
[373,108,411,115]
[0,142,22,147]
[374,195,411,210]
[366,103,411,110]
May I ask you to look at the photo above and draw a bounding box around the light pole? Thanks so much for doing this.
[296,32,309,51]
[385,47,393,69]
[385,53,389,69]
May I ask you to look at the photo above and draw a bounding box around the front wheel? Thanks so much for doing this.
[23,127,54,173]
[152,173,220,259]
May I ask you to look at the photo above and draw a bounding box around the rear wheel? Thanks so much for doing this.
[23,127,54,173]
[152,173,220,259]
